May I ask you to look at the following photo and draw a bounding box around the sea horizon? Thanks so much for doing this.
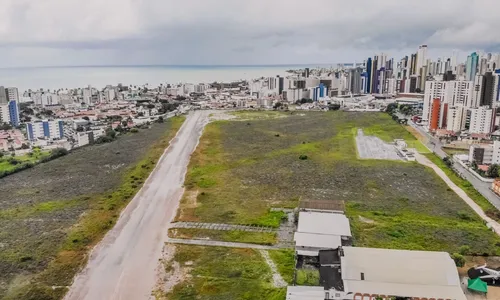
[0,64,341,92]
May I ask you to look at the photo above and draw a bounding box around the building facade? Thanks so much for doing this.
[27,120,64,141]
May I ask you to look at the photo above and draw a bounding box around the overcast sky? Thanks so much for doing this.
[0,0,498,67]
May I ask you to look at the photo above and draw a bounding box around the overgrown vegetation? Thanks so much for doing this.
[424,153,500,221]
[176,111,500,255]
[268,249,295,284]
[164,245,285,300]
[0,148,53,178]
[296,269,320,286]
[168,228,277,245]
[0,116,185,300]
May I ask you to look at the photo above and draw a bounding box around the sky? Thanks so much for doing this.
[0,0,499,67]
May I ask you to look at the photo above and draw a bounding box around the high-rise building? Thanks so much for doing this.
[366,58,372,93]
[423,80,473,122]
[480,72,498,107]
[468,106,496,134]
[446,106,467,132]
[466,52,479,81]
[8,100,20,127]
[429,98,447,131]
[416,45,428,73]
[26,120,64,141]
[0,87,7,105]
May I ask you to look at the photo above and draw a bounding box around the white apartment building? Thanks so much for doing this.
[422,80,473,123]
[82,87,92,105]
[27,120,64,141]
[469,106,496,134]
[105,88,116,102]
[41,93,60,107]
[0,104,10,124]
[469,144,493,165]
[493,141,500,165]
[471,75,484,108]
[446,106,467,132]
[6,87,19,102]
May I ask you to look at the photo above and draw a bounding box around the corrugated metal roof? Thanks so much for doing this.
[294,232,342,249]
[286,286,324,300]
[297,211,352,237]
[341,247,466,300]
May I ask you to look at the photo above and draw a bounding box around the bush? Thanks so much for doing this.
[459,245,471,255]
[8,158,19,165]
[451,253,465,267]
[130,128,139,133]
[299,155,308,160]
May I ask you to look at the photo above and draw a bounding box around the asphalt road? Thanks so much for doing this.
[409,122,500,210]
[64,110,210,300]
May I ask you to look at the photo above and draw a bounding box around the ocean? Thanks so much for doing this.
[0,65,323,93]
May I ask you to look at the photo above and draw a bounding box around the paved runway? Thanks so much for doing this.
[64,110,210,300]
[355,129,402,160]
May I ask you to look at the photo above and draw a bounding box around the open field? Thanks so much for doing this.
[163,245,285,300]
[176,111,500,256]
[0,117,185,300]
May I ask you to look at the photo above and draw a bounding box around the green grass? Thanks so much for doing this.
[169,228,278,245]
[296,269,320,286]
[0,149,50,173]
[3,116,186,300]
[443,147,468,156]
[268,249,295,284]
[230,110,288,120]
[424,153,500,221]
[164,245,285,300]
[176,111,500,256]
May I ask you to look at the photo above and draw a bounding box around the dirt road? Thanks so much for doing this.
[64,110,210,300]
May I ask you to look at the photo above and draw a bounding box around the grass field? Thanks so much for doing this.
[0,117,185,300]
[0,149,50,174]
[175,111,500,255]
[168,228,277,245]
[167,111,500,299]
[424,153,500,221]
[164,245,285,300]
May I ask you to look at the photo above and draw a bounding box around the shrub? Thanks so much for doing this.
[299,155,308,160]
[459,245,471,255]
[130,128,139,133]
[451,253,465,267]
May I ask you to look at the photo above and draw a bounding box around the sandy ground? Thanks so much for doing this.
[64,110,210,300]
[355,129,402,160]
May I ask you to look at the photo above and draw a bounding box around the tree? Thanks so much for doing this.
[147,104,155,109]
[471,160,478,170]
[76,126,84,132]
[138,112,144,117]
[122,121,128,128]
[82,116,90,121]
[114,125,124,133]
[386,103,398,114]
[487,164,500,178]
[157,116,164,123]
[328,104,341,111]
[21,144,29,150]
[273,102,283,110]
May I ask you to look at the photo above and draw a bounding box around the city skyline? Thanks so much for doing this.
[1,0,500,67]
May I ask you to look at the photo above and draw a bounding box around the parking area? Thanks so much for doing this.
[355,129,403,160]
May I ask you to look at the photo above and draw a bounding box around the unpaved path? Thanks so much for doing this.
[415,153,500,234]
[64,110,210,300]
[259,250,287,288]
[166,238,287,250]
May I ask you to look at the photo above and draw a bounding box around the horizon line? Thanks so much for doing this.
[0,63,348,70]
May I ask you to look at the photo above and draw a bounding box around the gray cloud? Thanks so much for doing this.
[0,0,499,67]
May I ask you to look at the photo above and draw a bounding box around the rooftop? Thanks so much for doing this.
[297,211,351,237]
[341,247,466,300]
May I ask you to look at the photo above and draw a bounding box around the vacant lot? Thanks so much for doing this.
[163,245,285,300]
[0,149,51,176]
[176,111,500,255]
[0,117,184,299]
